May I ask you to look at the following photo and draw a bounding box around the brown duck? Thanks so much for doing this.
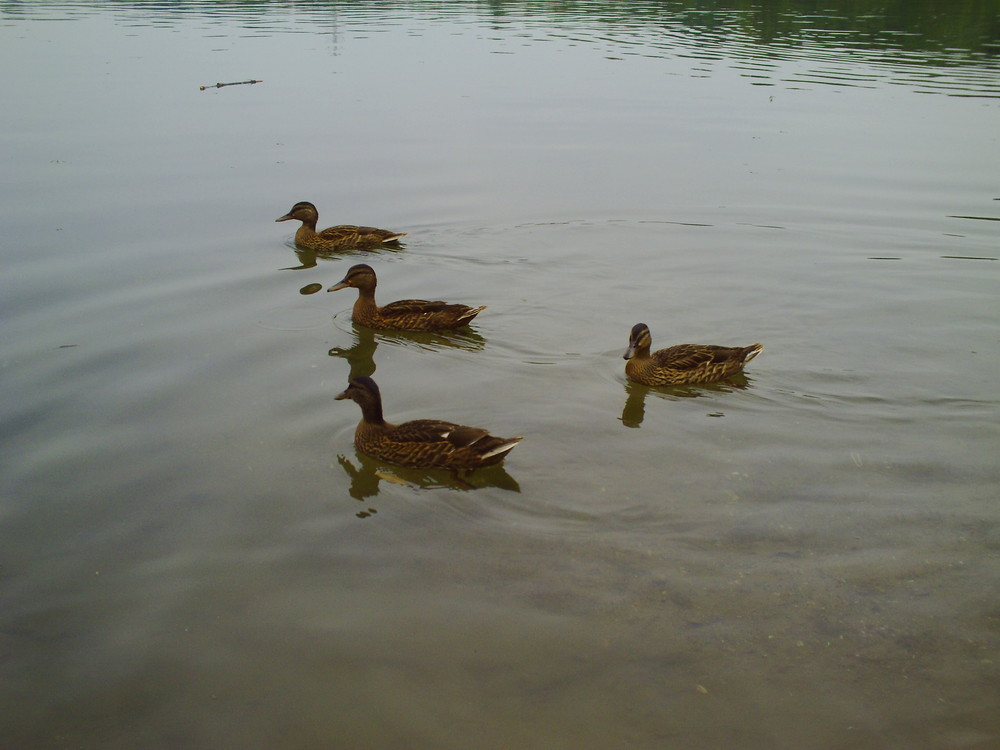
[328,263,486,331]
[624,323,763,386]
[335,376,522,470]
[275,201,406,250]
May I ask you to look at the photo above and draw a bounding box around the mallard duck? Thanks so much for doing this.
[624,323,763,386]
[328,263,486,331]
[335,376,522,470]
[275,201,406,250]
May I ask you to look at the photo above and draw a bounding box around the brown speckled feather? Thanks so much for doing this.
[313,224,406,249]
[329,263,485,331]
[276,201,405,250]
[356,420,518,470]
[624,323,762,386]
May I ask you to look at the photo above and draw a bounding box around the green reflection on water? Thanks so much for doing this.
[6,0,999,59]
[5,0,995,99]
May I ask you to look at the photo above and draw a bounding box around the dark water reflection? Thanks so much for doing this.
[278,240,405,270]
[621,373,754,427]
[328,325,380,379]
[337,451,522,505]
[328,316,487,371]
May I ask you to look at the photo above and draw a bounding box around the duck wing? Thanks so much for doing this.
[387,419,467,444]
[389,420,516,453]
[380,299,456,315]
[652,345,730,370]
[317,225,406,243]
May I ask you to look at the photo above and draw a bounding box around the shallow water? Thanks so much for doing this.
[2,2,999,748]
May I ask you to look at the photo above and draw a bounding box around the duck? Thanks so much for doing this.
[328,263,486,331]
[624,323,763,386]
[335,376,522,470]
[275,201,406,250]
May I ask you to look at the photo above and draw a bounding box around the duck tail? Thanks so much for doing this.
[481,436,523,460]
[459,305,487,325]
[743,344,764,364]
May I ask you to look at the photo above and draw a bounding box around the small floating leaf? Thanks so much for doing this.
[299,283,323,295]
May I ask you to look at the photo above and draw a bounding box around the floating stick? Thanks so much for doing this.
[199,79,262,91]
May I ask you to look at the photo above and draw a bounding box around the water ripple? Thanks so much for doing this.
[6,1,999,97]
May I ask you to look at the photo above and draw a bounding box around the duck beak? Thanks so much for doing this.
[334,388,350,400]
[275,213,293,222]
[327,279,350,292]
[623,343,636,360]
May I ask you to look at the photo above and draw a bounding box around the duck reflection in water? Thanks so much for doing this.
[337,452,521,507]
[620,374,753,428]
[328,325,379,380]
[280,241,405,271]
[369,325,486,352]
[328,323,487,380]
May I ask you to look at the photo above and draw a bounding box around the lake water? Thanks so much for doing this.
[2,2,999,748]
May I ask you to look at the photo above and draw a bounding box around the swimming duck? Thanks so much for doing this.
[335,376,522,470]
[275,201,406,250]
[624,323,763,386]
[328,263,486,331]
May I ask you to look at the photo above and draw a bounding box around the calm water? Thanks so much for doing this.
[2,2,1000,748]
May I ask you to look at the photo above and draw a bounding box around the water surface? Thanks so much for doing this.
[2,2,999,749]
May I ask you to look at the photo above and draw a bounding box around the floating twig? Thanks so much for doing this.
[199,79,262,91]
